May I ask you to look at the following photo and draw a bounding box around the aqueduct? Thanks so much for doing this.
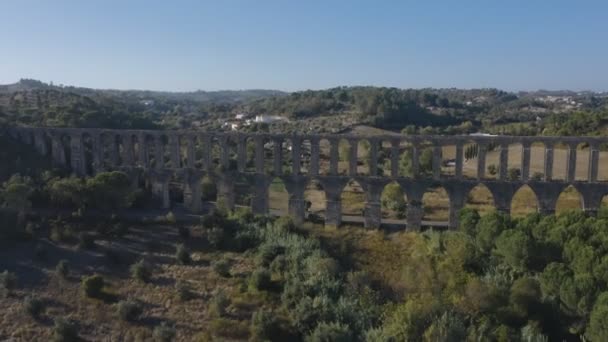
[9,126,608,229]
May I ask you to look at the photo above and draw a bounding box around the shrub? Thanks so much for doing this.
[487,164,498,176]
[274,216,296,233]
[249,268,272,291]
[24,295,45,318]
[130,259,152,283]
[206,226,225,249]
[165,211,177,224]
[153,322,176,342]
[52,317,78,342]
[116,299,143,322]
[256,243,285,267]
[78,232,95,249]
[208,291,230,318]
[175,244,191,265]
[56,260,69,279]
[0,270,17,295]
[250,309,281,341]
[305,321,352,342]
[213,258,231,277]
[175,280,194,301]
[81,274,104,298]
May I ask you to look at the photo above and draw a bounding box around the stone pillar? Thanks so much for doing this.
[448,191,466,229]
[121,134,134,167]
[589,143,599,182]
[201,135,212,171]
[184,175,202,213]
[521,142,531,181]
[349,138,358,177]
[138,132,149,169]
[499,142,508,180]
[329,138,339,175]
[168,134,181,169]
[292,137,302,175]
[52,135,67,166]
[323,179,346,227]
[217,176,235,210]
[155,135,164,170]
[91,132,103,173]
[255,136,265,173]
[544,143,554,181]
[432,144,442,180]
[531,183,563,215]
[369,139,378,176]
[284,176,307,225]
[455,142,463,180]
[70,133,86,176]
[273,138,283,175]
[390,139,400,178]
[363,180,384,229]
[310,137,320,176]
[187,135,197,169]
[236,136,246,172]
[251,175,270,215]
[477,143,487,180]
[406,200,423,231]
[411,145,420,178]
[566,143,577,182]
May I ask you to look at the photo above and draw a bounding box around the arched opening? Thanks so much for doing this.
[551,142,568,181]
[234,174,253,207]
[304,179,326,223]
[507,143,523,181]
[529,142,545,180]
[398,140,415,177]
[600,194,608,211]
[179,134,189,168]
[462,140,479,179]
[268,177,289,213]
[61,134,72,170]
[598,143,608,181]
[575,142,590,181]
[381,181,407,220]
[376,139,389,177]
[341,179,365,220]
[300,139,312,175]
[210,136,221,170]
[282,138,293,176]
[169,173,184,207]
[193,135,205,169]
[511,185,539,217]
[357,139,370,176]
[555,185,583,214]
[82,133,93,175]
[337,138,350,175]
[225,136,238,171]
[441,143,456,177]
[245,136,257,173]
[201,175,218,203]
[416,140,433,178]
[482,141,499,180]
[464,184,495,215]
[422,186,449,222]
[319,138,331,175]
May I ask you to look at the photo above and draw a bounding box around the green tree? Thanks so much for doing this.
[587,292,608,341]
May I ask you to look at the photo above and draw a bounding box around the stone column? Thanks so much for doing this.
[292,137,302,175]
[273,138,283,175]
[498,142,508,180]
[405,184,425,231]
[348,138,358,177]
[455,142,463,180]
[168,134,181,169]
[363,180,384,229]
[390,140,400,178]
[477,143,487,180]
[521,142,531,181]
[411,145,420,178]
[323,179,346,227]
[70,133,86,176]
[187,135,197,169]
[251,175,270,215]
[589,143,599,182]
[369,139,378,176]
[121,134,134,167]
[448,191,466,229]
[284,176,307,225]
[255,136,265,173]
[566,143,577,182]
[138,132,149,169]
[155,135,164,170]
[432,144,442,180]
[329,138,339,175]
[310,137,320,176]
[544,143,554,181]
[236,136,246,172]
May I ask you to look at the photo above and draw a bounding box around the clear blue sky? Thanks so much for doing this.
[1,0,607,92]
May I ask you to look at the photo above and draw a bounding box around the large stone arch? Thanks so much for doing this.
[463,183,496,215]
[510,184,539,217]
[555,185,583,214]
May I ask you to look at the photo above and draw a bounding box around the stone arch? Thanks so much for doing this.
[397,139,414,178]
[375,138,390,177]
[300,138,312,175]
[244,136,257,173]
[281,137,294,175]
[597,143,608,181]
[268,176,289,213]
[381,181,407,220]
[440,141,457,178]
[357,139,371,176]
[81,132,94,175]
[233,173,254,207]
[464,183,495,215]
[318,138,332,175]
[528,141,546,180]
[224,135,239,171]
[574,141,590,181]
[505,141,523,181]
[555,185,583,214]
[210,135,222,170]
[415,139,434,178]
[421,185,450,222]
[510,184,539,217]
[341,178,366,218]
[304,178,326,222]
[550,141,569,181]
[337,138,350,175]
[462,139,480,179]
